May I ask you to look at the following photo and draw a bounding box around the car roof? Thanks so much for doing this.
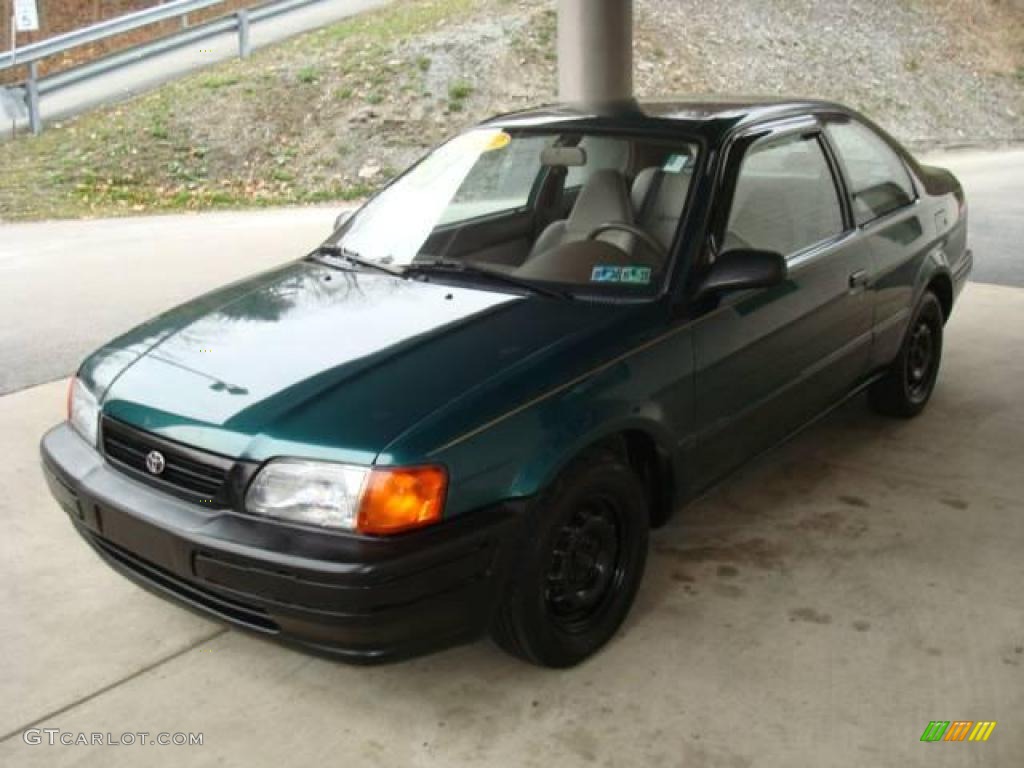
[481,96,853,141]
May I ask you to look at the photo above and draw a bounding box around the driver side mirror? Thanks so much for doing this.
[693,249,786,301]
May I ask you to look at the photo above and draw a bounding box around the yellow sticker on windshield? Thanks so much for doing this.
[484,131,511,151]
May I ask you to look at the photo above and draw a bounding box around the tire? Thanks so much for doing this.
[869,291,944,418]
[491,451,650,667]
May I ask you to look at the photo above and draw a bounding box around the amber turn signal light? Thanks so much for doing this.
[357,465,447,535]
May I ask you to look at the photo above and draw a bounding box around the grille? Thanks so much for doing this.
[101,417,231,502]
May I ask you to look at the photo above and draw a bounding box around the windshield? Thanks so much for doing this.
[328,127,700,297]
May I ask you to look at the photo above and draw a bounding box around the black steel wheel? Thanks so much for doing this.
[870,291,944,418]
[492,450,649,667]
[545,494,627,634]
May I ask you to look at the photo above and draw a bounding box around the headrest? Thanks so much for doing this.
[632,166,692,221]
[631,167,660,212]
[566,169,633,232]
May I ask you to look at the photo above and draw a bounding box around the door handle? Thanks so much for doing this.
[849,270,870,291]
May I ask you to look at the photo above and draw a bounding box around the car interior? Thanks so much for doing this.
[417,134,699,289]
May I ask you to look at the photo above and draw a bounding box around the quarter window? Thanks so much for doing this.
[724,134,844,257]
[826,121,915,226]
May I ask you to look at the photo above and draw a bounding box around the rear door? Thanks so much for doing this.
[691,118,873,484]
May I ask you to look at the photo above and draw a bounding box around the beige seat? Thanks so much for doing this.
[528,169,634,259]
[630,167,693,251]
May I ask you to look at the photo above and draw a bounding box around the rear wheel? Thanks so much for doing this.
[869,291,944,418]
[491,451,649,667]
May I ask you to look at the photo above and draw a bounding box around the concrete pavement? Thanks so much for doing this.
[1,281,1022,767]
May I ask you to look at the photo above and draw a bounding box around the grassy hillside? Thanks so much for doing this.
[1,0,1021,221]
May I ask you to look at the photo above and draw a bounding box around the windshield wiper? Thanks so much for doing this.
[407,259,572,299]
[312,244,406,277]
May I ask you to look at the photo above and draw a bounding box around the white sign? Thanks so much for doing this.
[0,86,28,120]
[14,0,40,32]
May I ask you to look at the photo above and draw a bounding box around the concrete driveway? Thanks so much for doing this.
[2,282,1022,766]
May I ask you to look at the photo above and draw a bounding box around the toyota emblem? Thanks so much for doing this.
[145,450,166,475]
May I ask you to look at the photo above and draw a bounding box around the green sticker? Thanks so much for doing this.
[663,154,688,173]
[621,266,652,284]
[591,266,621,282]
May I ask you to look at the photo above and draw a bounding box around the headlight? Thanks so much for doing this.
[245,460,446,535]
[67,377,99,446]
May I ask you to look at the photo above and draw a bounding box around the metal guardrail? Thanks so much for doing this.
[1,0,324,136]
[38,0,326,96]
[0,0,224,70]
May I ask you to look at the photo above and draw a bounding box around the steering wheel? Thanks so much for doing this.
[585,222,667,260]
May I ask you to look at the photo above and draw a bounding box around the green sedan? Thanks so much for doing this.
[41,98,971,667]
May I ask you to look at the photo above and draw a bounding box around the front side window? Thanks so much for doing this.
[724,133,844,257]
[331,128,699,297]
[826,120,915,226]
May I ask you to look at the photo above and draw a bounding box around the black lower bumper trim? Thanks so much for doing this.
[86,532,280,633]
[41,423,527,663]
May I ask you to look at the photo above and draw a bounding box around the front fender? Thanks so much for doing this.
[421,322,695,519]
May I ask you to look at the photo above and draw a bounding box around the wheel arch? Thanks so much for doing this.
[926,272,954,323]
[520,419,682,529]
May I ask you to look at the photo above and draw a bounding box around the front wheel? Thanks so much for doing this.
[869,291,944,418]
[491,451,649,667]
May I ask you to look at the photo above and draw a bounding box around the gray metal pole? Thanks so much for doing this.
[556,0,633,106]
[26,60,40,134]
[237,9,250,58]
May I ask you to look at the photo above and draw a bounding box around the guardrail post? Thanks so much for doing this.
[26,61,41,135]
[237,9,251,59]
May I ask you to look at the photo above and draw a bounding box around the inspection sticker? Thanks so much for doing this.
[591,266,652,284]
[621,266,652,283]
[663,154,688,173]
[591,266,621,282]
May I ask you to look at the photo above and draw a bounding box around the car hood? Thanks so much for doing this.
[86,261,620,463]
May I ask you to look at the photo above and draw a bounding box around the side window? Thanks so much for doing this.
[826,121,915,226]
[725,134,844,257]
[440,135,547,225]
[564,136,630,190]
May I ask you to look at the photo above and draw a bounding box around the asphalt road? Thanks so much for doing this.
[3,0,390,134]
[0,206,338,395]
[0,148,1020,396]
[920,147,1024,288]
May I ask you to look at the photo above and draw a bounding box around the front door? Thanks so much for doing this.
[692,122,873,486]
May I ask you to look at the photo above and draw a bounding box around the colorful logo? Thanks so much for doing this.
[920,721,996,742]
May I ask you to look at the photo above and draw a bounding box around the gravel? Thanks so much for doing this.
[630,0,1023,147]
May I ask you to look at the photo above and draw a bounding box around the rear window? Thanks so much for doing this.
[563,135,631,190]
[826,121,915,226]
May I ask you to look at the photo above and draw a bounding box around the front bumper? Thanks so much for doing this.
[41,423,526,663]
